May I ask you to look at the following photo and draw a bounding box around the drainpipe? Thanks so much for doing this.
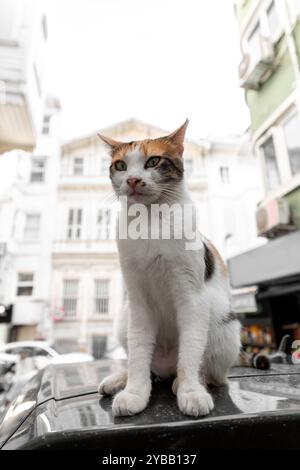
[281,0,300,107]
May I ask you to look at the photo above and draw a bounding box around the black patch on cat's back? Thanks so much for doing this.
[203,243,215,281]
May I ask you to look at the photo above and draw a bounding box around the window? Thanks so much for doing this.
[67,209,82,239]
[283,112,300,176]
[92,335,107,359]
[97,209,111,239]
[30,158,46,183]
[248,22,261,64]
[24,214,40,241]
[94,280,109,314]
[62,280,79,317]
[220,166,230,184]
[100,156,110,176]
[73,157,84,175]
[267,1,280,42]
[184,158,194,177]
[17,273,34,296]
[261,136,280,191]
[42,115,51,134]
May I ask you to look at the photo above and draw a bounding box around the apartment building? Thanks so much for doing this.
[230,0,300,348]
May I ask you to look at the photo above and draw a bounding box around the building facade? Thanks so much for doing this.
[0,0,48,153]
[0,96,61,344]
[230,0,300,349]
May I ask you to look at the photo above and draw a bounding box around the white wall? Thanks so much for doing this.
[204,137,265,258]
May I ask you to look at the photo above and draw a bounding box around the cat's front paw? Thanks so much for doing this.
[112,389,149,416]
[98,371,127,396]
[177,388,214,417]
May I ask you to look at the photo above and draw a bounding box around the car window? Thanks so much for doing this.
[6,347,23,356]
[33,348,51,357]
[5,347,44,359]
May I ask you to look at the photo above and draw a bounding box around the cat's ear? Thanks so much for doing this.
[166,119,189,155]
[97,133,121,153]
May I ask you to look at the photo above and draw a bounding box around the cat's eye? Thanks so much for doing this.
[114,160,127,171]
[145,156,161,169]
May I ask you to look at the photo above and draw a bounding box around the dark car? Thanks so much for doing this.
[1,359,300,450]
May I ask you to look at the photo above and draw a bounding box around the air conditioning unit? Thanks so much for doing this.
[239,36,275,90]
[0,243,7,257]
[256,198,295,238]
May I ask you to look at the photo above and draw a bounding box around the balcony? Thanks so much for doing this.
[52,239,118,256]
[0,40,43,153]
[58,175,111,190]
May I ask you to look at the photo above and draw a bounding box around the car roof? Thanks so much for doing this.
[1,341,53,350]
[2,359,300,450]
[2,360,300,450]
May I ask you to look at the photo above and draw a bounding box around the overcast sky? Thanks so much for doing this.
[45,0,250,140]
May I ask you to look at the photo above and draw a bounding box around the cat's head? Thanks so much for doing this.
[98,119,189,205]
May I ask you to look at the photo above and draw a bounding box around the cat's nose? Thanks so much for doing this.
[127,177,142,189]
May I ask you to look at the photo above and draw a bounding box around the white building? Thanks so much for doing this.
[0,0,48,153]
[0,117,264,353]
[205,135,265,259]
[0,96,61,343]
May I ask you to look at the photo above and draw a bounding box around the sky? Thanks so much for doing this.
[45,0,250,141]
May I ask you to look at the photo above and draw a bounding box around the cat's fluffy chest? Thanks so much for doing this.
[119,237,177,300]
[120,239,180,378]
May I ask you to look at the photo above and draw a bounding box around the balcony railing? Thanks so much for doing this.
[58,175,111,189]
[53,239,118,255]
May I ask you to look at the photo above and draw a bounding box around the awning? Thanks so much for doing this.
[257,282,300,299]
[231,287,258,314]
[228,230,300,288]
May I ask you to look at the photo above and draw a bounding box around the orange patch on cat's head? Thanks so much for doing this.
[97,119,189,163]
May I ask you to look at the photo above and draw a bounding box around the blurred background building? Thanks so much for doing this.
[0,0,48,153]
[230,0,300,350]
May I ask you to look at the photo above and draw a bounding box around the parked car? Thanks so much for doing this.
[0,353,19,394]
[0,341,94,421]
[0,341,94,364]
[1,359,300,450]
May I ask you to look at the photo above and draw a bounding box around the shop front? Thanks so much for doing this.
[228,230,300,351]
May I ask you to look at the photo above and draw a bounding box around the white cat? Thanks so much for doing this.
[98,120,241,417]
